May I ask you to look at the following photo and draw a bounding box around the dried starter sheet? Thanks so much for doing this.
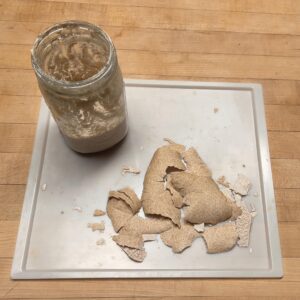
[202,223,239,254]
[161,223,200,253]
[141,144,186,226]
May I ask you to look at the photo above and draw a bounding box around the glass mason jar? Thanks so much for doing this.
[31,21,128,153]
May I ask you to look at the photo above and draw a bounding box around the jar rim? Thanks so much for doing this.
[31,20,116,89]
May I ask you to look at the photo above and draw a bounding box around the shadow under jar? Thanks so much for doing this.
[31,20,128,153]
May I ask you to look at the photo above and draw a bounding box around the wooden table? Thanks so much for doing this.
[0,0,300,298]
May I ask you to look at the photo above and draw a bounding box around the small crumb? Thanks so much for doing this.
[213,107,219,113]
[60,211,64,215]
[194,223,205,233]
[96,238,105,246]
[121,165,141,175]
[163,137,177,144]
[242,164,246,168]
[93,209,106,217]
[249,247,253,253]
[231,174,251,196]
[73,206,82,213]
[88,221,105,232]
[41,183,47,191]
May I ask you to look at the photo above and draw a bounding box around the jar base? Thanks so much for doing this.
[61,119,128,154]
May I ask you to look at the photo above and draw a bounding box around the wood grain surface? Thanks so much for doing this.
[0,0,299,299]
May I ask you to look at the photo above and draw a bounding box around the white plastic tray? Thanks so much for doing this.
[11,79,282,279]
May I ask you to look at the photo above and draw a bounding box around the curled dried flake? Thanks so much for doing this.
[194,223,205,233]
[217,175,230,188]
[107,188,141,232]
[96,238,105,246]
[112,233,144,250]
[88,221,105,232]
[202,223,238,254]
[109,187,141,214]
[107,198,133,232]
[41,183,47,191]
[182,147,211,177]
[121,165,141,175]
[231,174,252,196]
[236,204,253,247]
[121,246,146,262]
[120,215,173,235]
[161,223,200,253]
[142,144,186,226]
[93,209,106,216]
[143,234,157,242]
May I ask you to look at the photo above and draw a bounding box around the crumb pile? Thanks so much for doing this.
[106,140,256,262]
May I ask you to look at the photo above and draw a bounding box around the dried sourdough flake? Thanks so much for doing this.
[88,221,105,232]
[202,223,238,254]
[236,204,254,247]
[121,165,141,175]
[231,174,252,196]
[161,223,200,253]
[106,187,141,232]
[141,144,186,226]
[93,209,106,216]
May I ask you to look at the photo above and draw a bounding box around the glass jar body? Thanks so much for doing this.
[32,21,128,153]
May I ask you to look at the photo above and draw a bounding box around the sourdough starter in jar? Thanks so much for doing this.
[31,21,128,153]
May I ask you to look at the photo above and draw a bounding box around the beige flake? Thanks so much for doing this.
[88,221,105,232]
[107,188,141,232]
[202,223,238,254]
[93,209,106,216]
[231,174,252,196]
[113,233,144,250]
[194,223,205,233]
[121,165,141,175]
[121,246,146,262]
[142,144,186,226]
[119,215,173,235]
[161,223,200,253]
[236,204,254,247]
